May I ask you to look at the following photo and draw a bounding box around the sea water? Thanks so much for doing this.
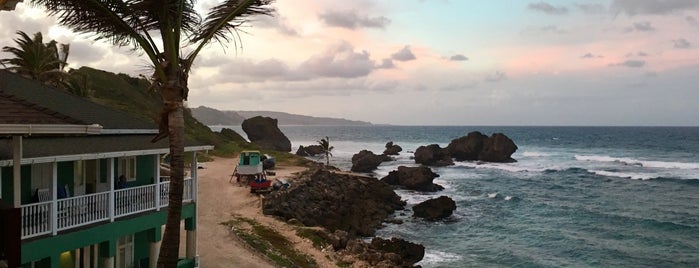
[214,125,699,267]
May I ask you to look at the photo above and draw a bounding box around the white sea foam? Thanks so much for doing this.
[504,196,513,201]
[575,155,699,170]
[417,250,462,266]
[589,169,657,180]
[454,161,546,173]
[488,193,498,199]
[521,151,551,157]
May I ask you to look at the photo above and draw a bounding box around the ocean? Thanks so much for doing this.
[213,125,699,267]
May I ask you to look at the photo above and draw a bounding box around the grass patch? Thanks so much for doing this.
[295,228,330,250]
[222,216,318,268]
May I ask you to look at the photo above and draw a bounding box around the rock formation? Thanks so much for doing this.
[414,144,453,166]
[383,141,403,156]
[241,116,292,152]
[351,150,392,172]
[380,166,444,192]
[262,168,405,237]
[295,144,325,156]
[412,196,457,221]
[446,131,517,162]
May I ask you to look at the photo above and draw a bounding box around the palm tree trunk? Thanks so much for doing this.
[157,100,185,268]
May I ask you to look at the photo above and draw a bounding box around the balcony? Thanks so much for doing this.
[20,178,194,239]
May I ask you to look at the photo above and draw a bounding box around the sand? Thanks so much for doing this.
[195,156,338,268]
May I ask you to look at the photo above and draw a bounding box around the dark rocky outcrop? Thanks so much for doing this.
[295,144,325,156]
[412,196,457,220]
[369,237,425,266]
[241,116,292,152]
[351,150,392,172]
[383,141,403,156]
[262,169,405,237]
[380,166,444,192]
[446,131,517,162]
[337,237,424,268]
[414,144,453,166]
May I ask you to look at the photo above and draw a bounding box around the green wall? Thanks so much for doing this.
[135,155,156,186]
[22,203,196,264]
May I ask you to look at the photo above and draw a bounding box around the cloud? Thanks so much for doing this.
[609,60,646,68]
[673,38,692,49]
[299,41,376,78]
[251,15,298,36]
[539,25,567,34]
[610,0,699,16]
[376,58,395,69]
[632,21,655,31]
[688,16,699,27]
[449,54,468,61]
[575,3,606,14]
[391,46,416,61]
[485,71,507,82]
[581,52,603,59]
[637,51,649,57]
[318,10,391,29]
[528,2,569,15]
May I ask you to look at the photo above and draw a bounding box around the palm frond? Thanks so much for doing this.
[185,0,273,70]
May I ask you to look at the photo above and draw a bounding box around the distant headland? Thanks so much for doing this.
[190,106,373,126]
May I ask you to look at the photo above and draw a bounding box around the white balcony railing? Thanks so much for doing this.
[20,177,194,239]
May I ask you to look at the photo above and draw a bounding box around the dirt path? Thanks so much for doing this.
[196,156,338,268]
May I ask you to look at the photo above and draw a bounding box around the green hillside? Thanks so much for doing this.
[69,67,308,164]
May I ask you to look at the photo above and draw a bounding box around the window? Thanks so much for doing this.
[116,234,134,268]
[31,163,52,192]
[118,157,137,182]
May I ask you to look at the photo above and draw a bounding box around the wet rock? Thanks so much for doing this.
[414,144,453,166]
[241,116,292,152]
[351,150,392,172]
[380,166,444,192]
[383,141,403,155]
[412,196,456,220]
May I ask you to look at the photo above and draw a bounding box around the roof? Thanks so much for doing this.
[0,92,84,125]
[0,69,156,130]
[0,135,212,165]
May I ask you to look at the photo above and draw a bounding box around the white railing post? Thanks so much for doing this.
[191,152,197,202]
[155,154,160,211]
[51,162,58,236]
[108,158,115,222]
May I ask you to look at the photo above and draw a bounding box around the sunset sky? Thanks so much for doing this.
[1,1,698,126]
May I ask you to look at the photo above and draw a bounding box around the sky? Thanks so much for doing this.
[1,0,699,126]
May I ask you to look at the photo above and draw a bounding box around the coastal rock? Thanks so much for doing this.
[351,150,392,172]
[412,196,456,220]
[479,133,518,162]
[414,144,453,166]
[295,144,325,156]
[241,116,292,152]
[262,168,405,237]
[369,237,425,266]
[380,166,444,192]
[446,131,517,162]
[383,141,403,155]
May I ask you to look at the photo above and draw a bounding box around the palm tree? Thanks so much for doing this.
[27,1,274,266]
[1,31,68,86]
[318,136,334,166]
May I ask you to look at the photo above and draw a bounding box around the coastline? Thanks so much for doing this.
[196,156,345,267]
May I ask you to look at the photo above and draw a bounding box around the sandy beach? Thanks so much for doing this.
[195,156,337,267]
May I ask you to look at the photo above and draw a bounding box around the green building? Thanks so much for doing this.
[0,70,212,268]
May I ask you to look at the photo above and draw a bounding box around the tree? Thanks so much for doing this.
[27,1,274,267]
[1,31,68,86]
[318,136,334,166]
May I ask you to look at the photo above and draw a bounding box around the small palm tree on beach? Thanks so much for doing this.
[318,136,334,166]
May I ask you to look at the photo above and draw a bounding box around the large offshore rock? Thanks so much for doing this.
[383,141,403,156]
[412,196,457,220]
[262,169,405,237]
[241,116,292,152]
[295,144,325,156]
[380,166,444,192]
[413,144,453,166]
[446,131,518,162]
[369,237,425,267]
[351,150,392,172]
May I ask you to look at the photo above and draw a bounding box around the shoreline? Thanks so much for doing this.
[196,156,344,267]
